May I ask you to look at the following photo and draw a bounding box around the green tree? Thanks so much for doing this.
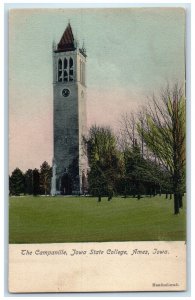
[86,125,123,198]
[24,169,33,195]
[123,141,165,199]
[122,142,141,198]
[9,168,25,196]
[137,84,186,214]
[32,168,40,196]
[39,161,52,195]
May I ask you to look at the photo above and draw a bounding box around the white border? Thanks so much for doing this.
[1,1,192,299]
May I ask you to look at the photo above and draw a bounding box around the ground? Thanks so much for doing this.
[9,195,186,244]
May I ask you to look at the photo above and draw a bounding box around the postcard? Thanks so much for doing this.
[9,7,186,293]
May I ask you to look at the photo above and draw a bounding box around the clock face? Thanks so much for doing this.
[62,88,70,97]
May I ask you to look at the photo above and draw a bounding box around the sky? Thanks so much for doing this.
[9,8,185,173]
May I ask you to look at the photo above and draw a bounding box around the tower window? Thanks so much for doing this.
[63,58,68,81]
[69,57,74,82]
[58,57,74,83]
[64,58,67,69]
[64,70,68,82]
[58,59,62,82]
[69,57,73,68]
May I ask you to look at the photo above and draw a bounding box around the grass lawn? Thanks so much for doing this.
[9,195,186,243]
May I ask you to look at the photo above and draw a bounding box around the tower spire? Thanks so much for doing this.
[57,22,75,52]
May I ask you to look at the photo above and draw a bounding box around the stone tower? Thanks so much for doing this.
[52,23,88,195]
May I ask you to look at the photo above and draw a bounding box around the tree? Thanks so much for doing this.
[137,84,186,214]
[39,161,52,195]
[122,142,142,198]
[85,125,123,198]
[122,140,165,198]
[24,169,33,195]
[118,112,137,151]
[32,168,40,196]
[9,168,25,195]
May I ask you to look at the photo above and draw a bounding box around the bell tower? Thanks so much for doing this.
[52,23,88,195]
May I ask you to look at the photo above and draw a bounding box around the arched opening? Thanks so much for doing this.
[69,57,73,81]
[60,170,72,195]
[63,58,68,82]
[58,59,62,82]
[64,57,67,69]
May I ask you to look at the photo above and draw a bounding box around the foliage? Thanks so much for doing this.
[24,169,33,195]
[86,125,123,197]
[9,168,25,196]
[121,141,170,198]
[39,161,52,195]
[32,168,40,196]
[137,84,186,214]
[10,162,52,196]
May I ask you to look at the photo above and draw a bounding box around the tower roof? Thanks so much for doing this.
[57,23,75,52]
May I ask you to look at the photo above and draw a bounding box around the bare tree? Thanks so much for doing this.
[118,112,139,151]
[137,84,186,214]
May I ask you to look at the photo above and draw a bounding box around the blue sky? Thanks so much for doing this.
[9,8,185,172]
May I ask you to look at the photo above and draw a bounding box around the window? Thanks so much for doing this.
[58,56,74,83]
[69,57,73,81]
[69,57,73,68]
[64,58,67,69]
[63,70,68,82]
[63,58,68,82]
[58,59,62,82]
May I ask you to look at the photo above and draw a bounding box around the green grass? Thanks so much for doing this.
[9,195,186,243]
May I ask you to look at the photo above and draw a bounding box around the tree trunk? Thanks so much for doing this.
[170,193,172,199]
[166,193,168,199]
[124,186,127,198]
[159,186,161,196]
[174,193,180,214]
[179,193,183,208]
[173,169,181,214]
